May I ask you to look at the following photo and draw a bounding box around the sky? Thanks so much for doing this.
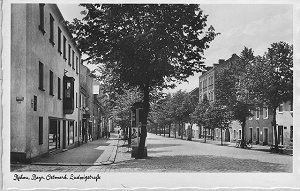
[57,4,293,94]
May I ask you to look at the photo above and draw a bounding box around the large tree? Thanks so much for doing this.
[68,4,219,158]
[215,51,255,148]
[209,101,232,145]
[113,88,142,137]
[192,95,210,143]
[248,42,293,152]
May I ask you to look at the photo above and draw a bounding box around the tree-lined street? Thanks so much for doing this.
[11,133,292,173]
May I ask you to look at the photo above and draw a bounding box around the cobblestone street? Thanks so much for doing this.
[11,133,292,173]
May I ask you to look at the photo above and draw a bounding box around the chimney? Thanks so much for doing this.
[219,59,225,64]
[213,63,219,68]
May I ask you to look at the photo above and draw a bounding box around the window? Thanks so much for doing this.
[58,77,61,99]
[263,107,268,119]
[38,4,45,34]
[75,122,78,137]
[279,102,284,112]
[79,120,81,136]
[38,62,44,91]
[49,70,54,95]
[199,80,202,90]
[76,92,78,108]
[72,50,75,69]
[79,94,81,109]
[69,121,74,145]
[256,108,260,119]
[76,56,79,74]
[249,110,253,120]
[33,95,37,111]
[233,130,236,139]
[68,44,71,66]
[39,117,43,145]
[238,129,242,139]
[63,36,67,60]
[290,126,293,142]
[49,14,55,46]
[57,27,62,54]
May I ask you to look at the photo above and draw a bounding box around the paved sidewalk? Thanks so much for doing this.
[23,134,120,166]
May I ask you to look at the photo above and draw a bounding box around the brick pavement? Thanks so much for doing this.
[11,133,292,173]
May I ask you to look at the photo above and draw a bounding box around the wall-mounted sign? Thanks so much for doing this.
[16,96,24,103]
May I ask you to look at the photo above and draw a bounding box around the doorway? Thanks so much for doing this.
[225,128,230,142]
[256,127,260,144]
[249,128,253,143]
[263,128,268,145]
[49,119,61,151]
[278,126,283,145]
[63,120,67,149]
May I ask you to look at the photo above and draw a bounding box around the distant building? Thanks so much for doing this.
[244,101,293,147]
[245,107,274,145]
[276,101,293,148]
[198,55,240,141]
[11,4,81,162]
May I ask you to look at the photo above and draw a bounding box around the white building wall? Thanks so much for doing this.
[11,4,81,161]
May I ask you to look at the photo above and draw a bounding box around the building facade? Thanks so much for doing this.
[244,101,293,147]
[11,4,81,162]
[79,64,94,142]
[245,107,274,145]
[198,55,241,142]
[276,101,293,148]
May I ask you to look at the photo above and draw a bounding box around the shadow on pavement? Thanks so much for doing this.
[147,143,181,149]
[111,154,292,173]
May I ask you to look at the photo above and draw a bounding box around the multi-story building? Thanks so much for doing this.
[244,107,274,145]
[79,64,94,142]
[244,101,293,147]
[92,79,102,139]
[198,54,240,141]
[11,4,81,162]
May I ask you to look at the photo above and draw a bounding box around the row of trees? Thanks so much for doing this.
[151,42,293,151]
[68,4,292,156]
[68,4,219,158]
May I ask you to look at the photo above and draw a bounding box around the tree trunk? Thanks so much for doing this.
[181,122,184,139]
[128,123,132,145]
[241,119,246,148]
[169,123,171,137]
[272,107,279,152]
[174,124,176,138]
[164,125,166,136]
[221,128,223,146]
[204,127,207,143]
[187,123,192,141]
[136,85,150,159]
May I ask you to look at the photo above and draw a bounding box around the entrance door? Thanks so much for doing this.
[278,126,283,145]
[249,128,253,142]
[49,119,57,151]
[263,128,268,145]
[256,128,260,144]
[62,120,67,149]
[225,128,230,142]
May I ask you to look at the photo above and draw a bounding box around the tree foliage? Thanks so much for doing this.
[191,95,210,142]
[213,51,257,147]
[248,41,293,151]
[208,101,232,145]
[68,4,219,158]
